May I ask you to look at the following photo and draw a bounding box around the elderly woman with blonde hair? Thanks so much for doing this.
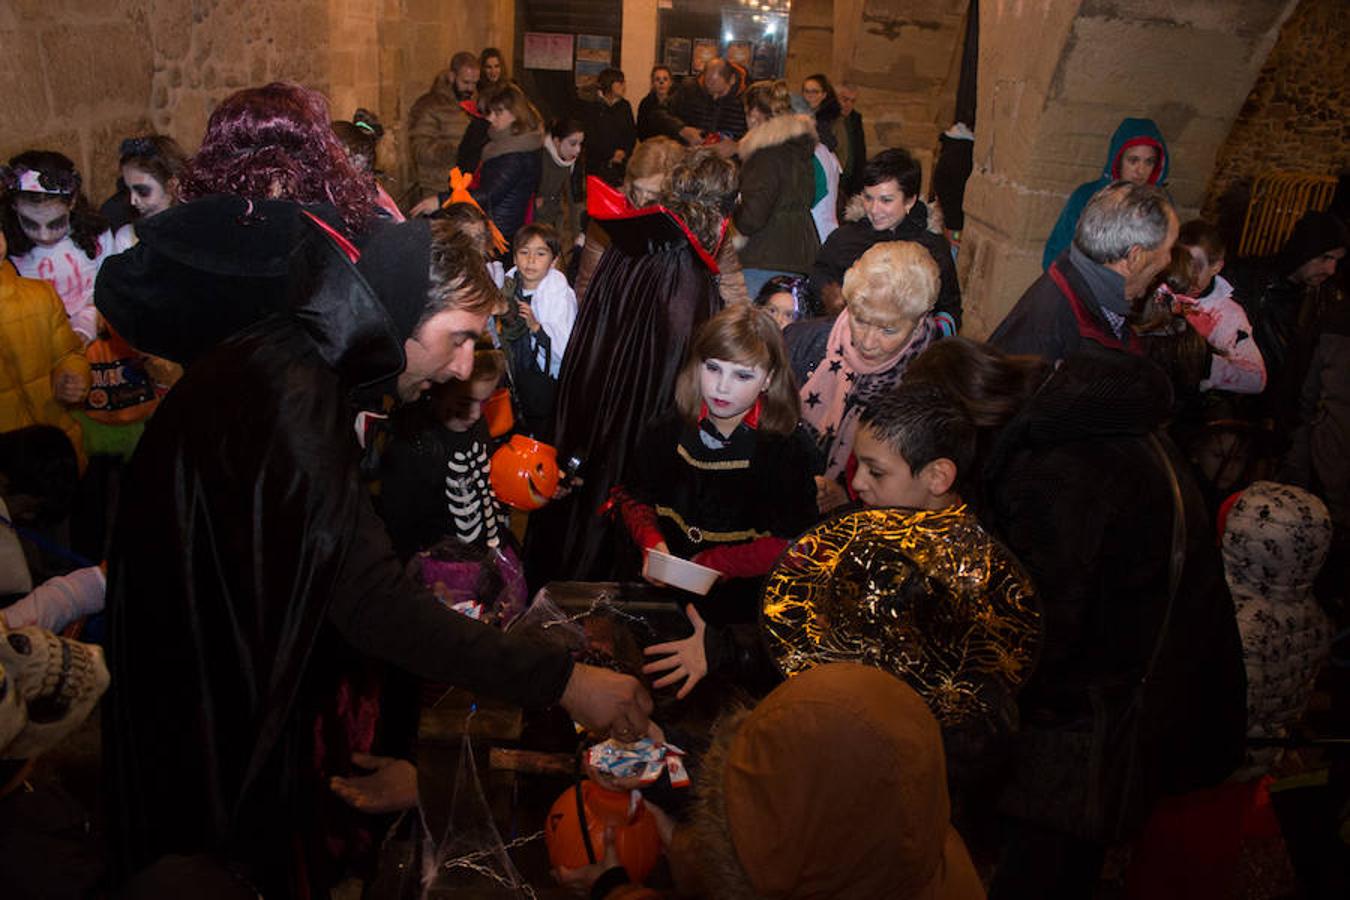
[785,240,944,512]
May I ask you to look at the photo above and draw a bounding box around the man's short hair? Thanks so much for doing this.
[422,221,499,327]
[862,148,922,200]
[859,382,975,480]
[513,222,562,261]
[1074,181,1173,265]
[597,68,626,94]
[450,51,479,74]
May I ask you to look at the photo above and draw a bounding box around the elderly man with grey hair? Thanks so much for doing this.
[991,181,1179,360]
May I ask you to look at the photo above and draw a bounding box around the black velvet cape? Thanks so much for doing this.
[102,218,573,894]
[524,207,724,586]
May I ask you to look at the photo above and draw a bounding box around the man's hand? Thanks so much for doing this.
[610,148,627,166]
[409,195,442,218]
[815,475,850,514]
[53,371,88,405]
[642,605,708,699]
[560,662,653,742]
[329,753,419,814]
[678,126,703,147]
[519,302,541,334]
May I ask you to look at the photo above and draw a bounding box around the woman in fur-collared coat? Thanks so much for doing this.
[732,81,820,299]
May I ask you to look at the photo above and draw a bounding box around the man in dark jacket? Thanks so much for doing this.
[991,181,1178,360]
[664,57,749,147]
[1229,209,1348,435]
[406,51,480,203]
[100,209,651,896]
[809,148,961,331]
[836,82,867,199]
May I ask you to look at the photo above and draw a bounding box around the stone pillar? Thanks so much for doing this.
[959,0,1299,338]
[623,0,658,99]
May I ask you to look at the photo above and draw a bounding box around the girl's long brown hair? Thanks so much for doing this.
[674,305,801,435]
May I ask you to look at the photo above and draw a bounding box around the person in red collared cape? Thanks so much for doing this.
[523,150,738,587]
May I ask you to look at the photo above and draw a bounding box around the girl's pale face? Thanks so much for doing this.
[558,132,584,163]
[486,107,516,131]
[483,57,503,83]
[123,165,174,218]
[14,196,73,247]
[700,357,770,432]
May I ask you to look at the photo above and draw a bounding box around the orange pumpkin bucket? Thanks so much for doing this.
[482,387,515,437]
[489,434,560,511]
[544,780,664,883]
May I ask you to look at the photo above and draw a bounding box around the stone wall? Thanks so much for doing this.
[957,0,1300,338]
[0,0,510,202]
[1202,0,1350,244]
[788,0,970,188]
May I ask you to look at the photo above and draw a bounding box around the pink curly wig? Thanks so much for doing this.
[180,82,378,233]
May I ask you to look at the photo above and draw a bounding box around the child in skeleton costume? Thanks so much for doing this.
[378,350,525,622]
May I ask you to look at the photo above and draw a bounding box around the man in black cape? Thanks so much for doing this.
[98,203,650,895]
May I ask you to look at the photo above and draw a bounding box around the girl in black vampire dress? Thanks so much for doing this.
[610,305,818,630]
[523,149,739,586]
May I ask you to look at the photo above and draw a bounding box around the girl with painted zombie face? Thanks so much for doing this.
[2,151,114,346]
[111,135,190,252]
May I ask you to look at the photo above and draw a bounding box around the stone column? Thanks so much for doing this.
[959,0,1299,338]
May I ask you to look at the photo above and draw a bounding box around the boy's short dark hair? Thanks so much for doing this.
[861,148,922,201]
[513,222,561,259]
[859,382,975,480]
[597,68,626,94]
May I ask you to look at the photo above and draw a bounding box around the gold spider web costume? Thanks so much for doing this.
[762,505,1040,726]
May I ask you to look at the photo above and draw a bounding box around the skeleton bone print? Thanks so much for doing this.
[445,438,503,547]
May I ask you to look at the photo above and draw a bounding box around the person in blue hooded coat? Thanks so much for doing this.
[1042,117,1169,270]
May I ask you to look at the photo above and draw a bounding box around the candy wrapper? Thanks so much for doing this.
[587,737,690,789]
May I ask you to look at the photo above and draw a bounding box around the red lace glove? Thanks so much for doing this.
[607,486,665,552]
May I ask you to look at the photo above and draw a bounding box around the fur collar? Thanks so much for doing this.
[481,128,543,162]
[737,113,817,162]
[543,134,575,170]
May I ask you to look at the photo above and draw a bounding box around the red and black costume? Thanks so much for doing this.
[524,180,727,586]
[611,405,818,624]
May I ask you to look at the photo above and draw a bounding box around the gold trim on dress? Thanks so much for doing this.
[655,505,769,545]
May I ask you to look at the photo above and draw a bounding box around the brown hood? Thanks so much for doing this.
[693,663,985,899]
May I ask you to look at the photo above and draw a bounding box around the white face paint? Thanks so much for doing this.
[123,165,174,218]
[699,357,770,433]
[14,196,73,247]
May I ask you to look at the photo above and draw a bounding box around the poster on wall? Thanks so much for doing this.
[726,41,753,69]
[523,32,574,71]
[575,34,613,88]
[663,37,691,75]
[692,38,718,73]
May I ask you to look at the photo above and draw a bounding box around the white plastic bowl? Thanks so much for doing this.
[643,549,721,595]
